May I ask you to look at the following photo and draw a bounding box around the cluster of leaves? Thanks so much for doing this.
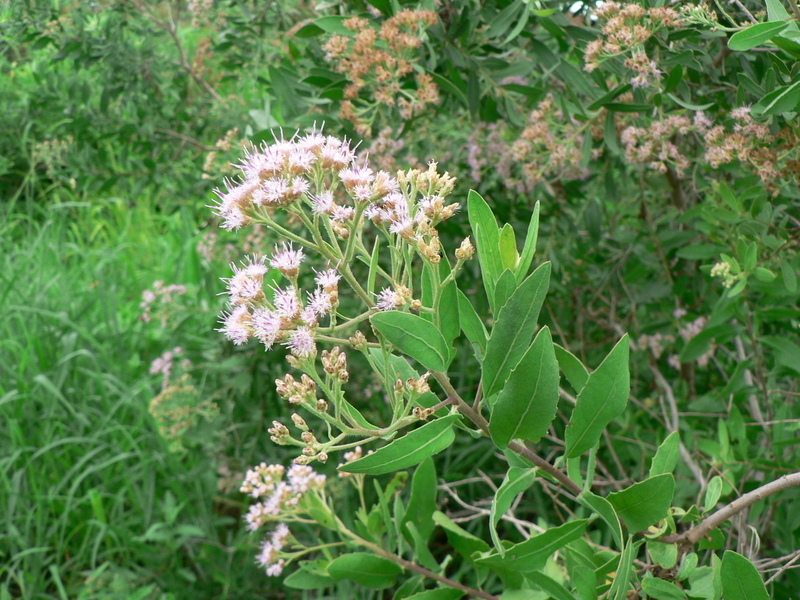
[223,0,800,598]
[3,0,800,598]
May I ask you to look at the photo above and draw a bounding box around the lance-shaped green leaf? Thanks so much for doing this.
[607,474,675,533]
[421,257,460,358]
[498,223,519,270]
[468,190,503,309]
[721,551,769,600]
[493,268,518,314]
[490,326,559,449]
[327,553,403,588]
[516,201,540,284]
[404,589,465,600]
[641,577,687,599]
[489,467,538,554]
[283,560,334,590]
[608,539,639,600]
[565,335,630,458]
[433,510,490,561]
[402,458,437,540]
[482,262,551,397]
[339,415,461,475]
[457,288,488,354]
[476,519,589,572]
[554,343,589,393]
[728,21,789,51]
[649,431,680,477]
[578,491,623,548]
[526,571,579,600]
[371,311,449,372]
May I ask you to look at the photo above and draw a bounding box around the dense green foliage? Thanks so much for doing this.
[2,0,799,598]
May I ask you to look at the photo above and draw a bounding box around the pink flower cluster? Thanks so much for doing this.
[218,253,341,357]
[240,462,327,576]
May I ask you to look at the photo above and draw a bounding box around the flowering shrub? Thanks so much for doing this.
[211,126,798,598]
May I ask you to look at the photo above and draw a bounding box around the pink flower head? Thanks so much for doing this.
[306,287,334,318]
[252,308,283,349]
[374,287,403,311]
[314,268,341,290]
[269,243,304,278]
[311,190,336,215]
[331,205,355,222]
[218,305,253,345]
[272,286,302,320]
[285,326,317,358]
[339,165,375,190]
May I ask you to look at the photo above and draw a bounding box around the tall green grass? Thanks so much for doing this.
[0,197,282,599]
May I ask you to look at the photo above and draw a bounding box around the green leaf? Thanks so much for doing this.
[457,288,488,354]
[607,474,675,533]
[752,79,800,116]
[482,263,551,397]
[649,431,680,477]
[283,561,334,589]
[728,21,789,51]
[578,491,623,548]
[487,0,525,39]
[499,223,519,271]
[494,269,519,315]
[721,551,769,600]
[490,327,559,448]
[371,312,449,372]
[781,257,797,292]
[404,589,464,600]
[339,415,461,475]
[608,539,639,600]
[476,520,589,572]
[554,343,589,393]
[526,571,579,600]
[468,190,503,309]
[516,202,541,284]
[433,511,490,560]
[402,458,437,540]
[761,336,800,375]
[565,336,630,457]
[647,540,678,570]
[703,476,723,513]
[421,258,460,359]
[641,577,688,599]
[327,553,403,588]
[489,467,538,553]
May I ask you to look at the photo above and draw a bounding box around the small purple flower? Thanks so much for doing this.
[285,326,317,358]
[273,286,302,320]
[252,308,283,349]
[314,269,341,290]
[269,243,304,278]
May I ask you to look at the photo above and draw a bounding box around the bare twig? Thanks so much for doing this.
[660,472,800,546]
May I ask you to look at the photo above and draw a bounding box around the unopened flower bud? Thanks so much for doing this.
[301,431,317,444]
[338,370,349,383]
[410,299,422,311]
[294,455,310,465]
[318,452,329,463]
[316,399,328,412]
[349,330,367,350]
[456,237,475,260]
[291,413,308,431]
[394,379,405,394]
[302,446,315,456]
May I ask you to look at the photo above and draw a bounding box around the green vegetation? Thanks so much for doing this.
[2,0,799,598]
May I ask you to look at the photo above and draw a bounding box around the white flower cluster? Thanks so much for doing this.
[217,254,342,357]
[212,130,461,327]
[240,463,327,575]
